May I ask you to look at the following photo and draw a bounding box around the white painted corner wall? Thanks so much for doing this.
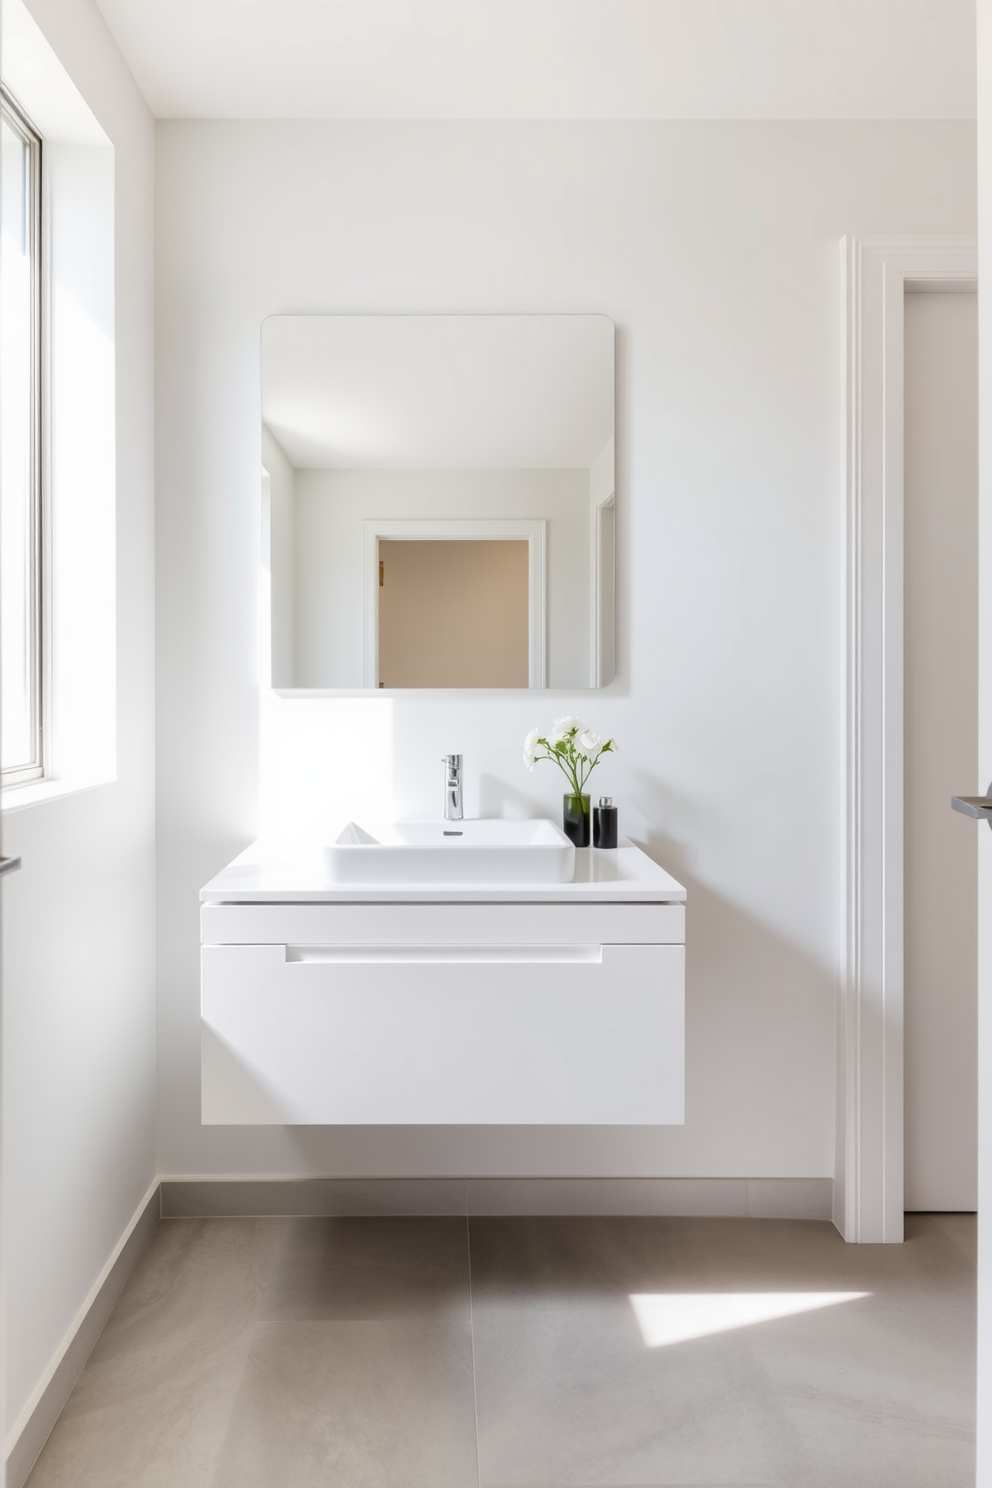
[155,119,976,1185]
[2,0,157,1439]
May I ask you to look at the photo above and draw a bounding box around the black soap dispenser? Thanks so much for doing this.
[593,796,618,849]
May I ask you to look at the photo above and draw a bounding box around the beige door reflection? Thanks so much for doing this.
[377,539,529,688]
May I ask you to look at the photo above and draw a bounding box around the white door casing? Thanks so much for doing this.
[839,236,978,1244]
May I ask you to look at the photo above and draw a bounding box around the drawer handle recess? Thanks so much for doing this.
[284,944,604,965]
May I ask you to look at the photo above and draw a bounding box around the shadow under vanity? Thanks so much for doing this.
[200,838,686,1126]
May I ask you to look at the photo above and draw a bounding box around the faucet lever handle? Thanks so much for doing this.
[442,754,464,821]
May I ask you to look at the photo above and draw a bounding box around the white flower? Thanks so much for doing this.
[524,718,618,787]
[549,714,584,742]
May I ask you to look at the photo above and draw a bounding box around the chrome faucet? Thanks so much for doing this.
[442,754,464,821]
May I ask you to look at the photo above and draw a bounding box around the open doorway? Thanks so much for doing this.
[903,287,979,1211]
[377,538,530,688]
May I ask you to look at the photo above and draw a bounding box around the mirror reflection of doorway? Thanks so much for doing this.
[377,539,529,688]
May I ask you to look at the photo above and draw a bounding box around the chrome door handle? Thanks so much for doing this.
[0,855,22,877]
[951,782,992,830]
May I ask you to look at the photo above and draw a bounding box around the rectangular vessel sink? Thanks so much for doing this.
[326,819,576,884]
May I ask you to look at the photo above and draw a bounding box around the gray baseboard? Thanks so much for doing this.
[6,1184,161,1488]
[161,1175,834,1221]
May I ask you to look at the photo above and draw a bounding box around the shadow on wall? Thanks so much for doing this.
[640,818,835,1173]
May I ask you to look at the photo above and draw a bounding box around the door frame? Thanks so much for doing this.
[590,490,615,688]
[589,438,616,688]
[362,518,547,689]
[839,235,977,1242]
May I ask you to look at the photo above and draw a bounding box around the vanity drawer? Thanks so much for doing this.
[201,901,684,947]
[201,942,684,1126]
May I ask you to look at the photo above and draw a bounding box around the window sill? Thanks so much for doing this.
[1,774,114,814]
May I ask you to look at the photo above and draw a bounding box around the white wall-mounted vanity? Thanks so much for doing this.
[200,836,685,1126]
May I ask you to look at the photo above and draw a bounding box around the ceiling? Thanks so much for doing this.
[93,0,975,121]
[261,316,614,470]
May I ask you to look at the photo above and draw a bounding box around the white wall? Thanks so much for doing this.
[155,120,975,1183]
[291,467,589,688]
[2,0,156,1435]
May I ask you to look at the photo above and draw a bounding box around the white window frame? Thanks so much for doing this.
[1,84,45,787]
[1,0,117,814]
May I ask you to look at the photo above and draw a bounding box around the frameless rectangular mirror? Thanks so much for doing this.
[261,314,615,691]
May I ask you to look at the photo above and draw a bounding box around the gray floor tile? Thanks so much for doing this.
[470,1217,802,1486]
[26,1219,283,1488]
[20,1212,976,1488]
[212,1318,479,1488]
[476,1309,795,1485]
[259,1215,471,1321]
[469,1216,975,1488]
[751,1218,975,1487]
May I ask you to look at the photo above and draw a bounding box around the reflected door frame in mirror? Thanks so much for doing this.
[589,435,616,688]
[362,518,546,688]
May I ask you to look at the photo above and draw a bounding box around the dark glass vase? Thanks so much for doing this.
[562,792,591,848]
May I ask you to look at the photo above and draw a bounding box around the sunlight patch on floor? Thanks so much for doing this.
[629,1291,870,1347]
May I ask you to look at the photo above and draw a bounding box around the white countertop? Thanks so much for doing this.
[200,836,686,904]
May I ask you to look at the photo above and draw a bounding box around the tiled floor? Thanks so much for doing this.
[26,1213,975,1487]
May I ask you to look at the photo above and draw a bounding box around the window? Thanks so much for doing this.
[1,87,43,785]
[1,14,116,812]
